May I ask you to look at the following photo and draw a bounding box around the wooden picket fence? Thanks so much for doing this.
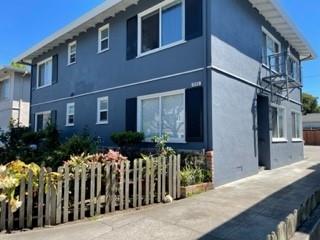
[0,155,181,232]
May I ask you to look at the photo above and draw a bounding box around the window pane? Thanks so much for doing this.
[101,39,109,51]
[271,107,278,138]
[70,53,76,64]
[278,108,285,138]
[100,111,108,122]
[0,79,9,99]
[141,10,160,53]
[141,98,160,138]
[68,115,74,124]
[161,93,184,141]
[39,64,45,87]
[70,44,76,53]
[99,99,108,110]
[162,1,182,46]
[292,112,297,138]
[37,115,44,131]
[101,28,109,40]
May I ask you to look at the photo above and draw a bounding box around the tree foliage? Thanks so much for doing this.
[302,93,320,115]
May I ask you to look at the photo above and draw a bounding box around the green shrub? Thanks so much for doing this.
[180,166,212,187]
[111,131,144,147]
[151,133,175,157]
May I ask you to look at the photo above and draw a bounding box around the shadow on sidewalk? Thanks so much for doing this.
[199,163,320,240]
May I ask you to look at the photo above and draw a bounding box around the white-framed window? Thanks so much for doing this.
[137,89,185,143]
[287,55,299,81]
[271,105,287,142]
[138,0,185,56]
[98,24,110,53]
[0,79,10,100]
[37,57,53,88]
[68,41,77,65]
[291,111,302,141]
[262,27,281,72]
[97,96,109,124]
[35,111,51,132]
[66,103,75,126]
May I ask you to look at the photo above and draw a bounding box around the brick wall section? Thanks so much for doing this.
[206,150,215,187]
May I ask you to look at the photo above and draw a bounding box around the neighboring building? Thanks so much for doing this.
[0,66,30,132]
[15,0,316,186]
[303,113,320,130]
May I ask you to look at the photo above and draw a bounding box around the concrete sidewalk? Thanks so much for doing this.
[2,146,320,240]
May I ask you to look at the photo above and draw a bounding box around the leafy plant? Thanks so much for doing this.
[180,166,212,187]
[151,134,175,157]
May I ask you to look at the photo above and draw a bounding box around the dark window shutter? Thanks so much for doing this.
[31,64,37,90]
[126,98,137,131]
[185,86,204,142]
[126,16,138,60]
[185,0,203,41]
[36,114,43,132]
[51,110,57,127]
[52,55,59,84]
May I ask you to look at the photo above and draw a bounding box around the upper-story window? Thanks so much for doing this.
[287,55,299,81]
[138,0,184,56]
[97,96,109,124]
[262,27,281,72]
[68,41,77,65]
[0,79,10,100]
[98,24,110,53]
[37,57,52,88]
[66,102,75,126]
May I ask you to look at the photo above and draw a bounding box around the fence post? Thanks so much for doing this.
[45,169,52,226]
[162,157,166,201]
[50,180,57,225]
[105,163,111,213]
[7,206,13,232]
[63,165,69,223]
[119,161,124,211]
[90,163,96,217]
[27,170,33,228]
[138,159,143,207]
[111,161,116,212]
[96,163,102,215]
[168,156,173,197]
[74,165,80,220]
[125,161,130,210]
[19,177,26,229]
[157,157,161,203]
[56,167,63,224]
[150,158,155,204]
[38,167,45,227]
[177,155,181,199]
[145,159,150,205]
[0,201,6,231]
[133,160,137,208]
[80,165,86,219]
[173,156,177,199]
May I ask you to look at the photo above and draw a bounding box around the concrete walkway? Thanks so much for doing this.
[2,146,320,240]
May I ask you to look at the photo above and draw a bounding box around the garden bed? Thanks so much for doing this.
[181,182,213,198]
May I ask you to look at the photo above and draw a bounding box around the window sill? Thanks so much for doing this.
[67,62,76,66]
[36,83,52,90]
[97,48,110,54]
[65,124,75,127]
[143,139,186,144]
[292,138,303,143]
[272,138,288,143]
[96,121,109,125]
[137,40,186,59]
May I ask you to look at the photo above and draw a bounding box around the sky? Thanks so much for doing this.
[0,0,319,97]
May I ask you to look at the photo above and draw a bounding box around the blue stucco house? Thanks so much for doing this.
[15,0,316,186]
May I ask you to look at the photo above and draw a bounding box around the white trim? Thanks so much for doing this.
[291,109,303,141]
[31,67,204,107]
[98,24,110,54]
[35,111,51,131]
[65,102,75,126]
[137,0,185,57]
[67,41,77,66]
[36,56,53,89]
[97,96,109,124]
[271,104,287,143]
[137,89,186,143]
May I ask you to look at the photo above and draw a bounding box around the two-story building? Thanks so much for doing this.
[15,0,316,186]
[0,66,30,132]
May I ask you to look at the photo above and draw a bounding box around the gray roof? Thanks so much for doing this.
[0,66,30,79]
[303,113,320,123]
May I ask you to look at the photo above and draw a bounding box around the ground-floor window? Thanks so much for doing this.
[66,103,75,126]
[35,111,51,131]
[291,111,302,140]
[138,89,185,143]
[97,96,109,124]
[271,105,286,141]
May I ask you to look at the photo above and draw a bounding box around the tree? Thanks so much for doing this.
[302,93,320,115]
